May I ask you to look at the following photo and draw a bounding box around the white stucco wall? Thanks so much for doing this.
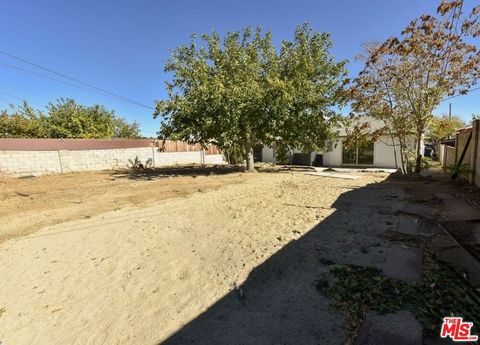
[323,135,409,169]
[373,136,403,168]
[323,139,342,166]
[204,154,226,164]
[261,147,276,163]
[259,135,413,169]
[260,147,319,165]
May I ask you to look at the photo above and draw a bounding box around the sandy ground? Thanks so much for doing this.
[0,167,401,345]
[0,167,255,242]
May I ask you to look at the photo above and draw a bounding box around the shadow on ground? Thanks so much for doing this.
[158,174,406,345]
[110,164,246,181]
[109,164,293,181]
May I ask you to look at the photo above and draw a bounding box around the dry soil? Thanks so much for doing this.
[0,167,399,345]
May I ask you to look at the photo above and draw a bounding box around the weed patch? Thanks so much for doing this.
[317,252,480,343]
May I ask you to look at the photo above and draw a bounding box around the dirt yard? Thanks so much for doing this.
[0,167,401,345]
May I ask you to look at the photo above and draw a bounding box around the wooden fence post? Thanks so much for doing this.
[471,119,480,185]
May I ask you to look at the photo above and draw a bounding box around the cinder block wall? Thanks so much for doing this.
[0,148,225,175]
[0,151,63,174]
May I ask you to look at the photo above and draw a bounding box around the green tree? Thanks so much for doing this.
[0,101,46,138]
[426,114,465,148]
[155,24,347,171]
[0,99,140,139]
[113,117,141,138]
[45,98,140,138]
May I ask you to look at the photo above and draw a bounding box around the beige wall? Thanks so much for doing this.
[445,146,456,168]
[454,124,478,182]
[440,119,480,187]
[469,120,480,186]
[456,131,472,167]
[0,151,61,175]
[439,144,444,166]
[0,148,225,176]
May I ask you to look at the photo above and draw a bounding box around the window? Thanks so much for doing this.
[342,146,357,165]
[357,141,374,165]
[325,140,333,152]
[342,141,374,165]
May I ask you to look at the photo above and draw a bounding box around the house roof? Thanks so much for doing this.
[337,118,386,137]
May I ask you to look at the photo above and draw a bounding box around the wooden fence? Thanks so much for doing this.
[440,119,480,187]
[158,140,220,155]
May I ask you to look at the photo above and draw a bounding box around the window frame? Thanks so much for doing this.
[342,140,374,166]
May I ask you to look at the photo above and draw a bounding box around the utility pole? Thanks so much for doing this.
[448,103,452,139]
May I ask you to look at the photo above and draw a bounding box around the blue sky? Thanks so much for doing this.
[2,0,479,136]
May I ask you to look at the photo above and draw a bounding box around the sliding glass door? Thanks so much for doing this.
[342,141,374,165]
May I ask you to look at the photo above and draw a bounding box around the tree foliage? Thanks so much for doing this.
[155,24,347,170]
[426,114,465,148]
[350,0,479,174]
[0,102,46,138]
[0,98,140,139]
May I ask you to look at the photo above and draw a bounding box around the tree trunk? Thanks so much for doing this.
[397,135,406,174]
[245,147,255,172]
[390,134,399,171]
[414,131,423,174]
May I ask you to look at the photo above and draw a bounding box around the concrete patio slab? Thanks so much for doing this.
[354,311,422,345]
[472,223,480,243]
[305,172,361,180]
[314,167,398,174]
[382,245,423,283]
[398,215,419,235]
[430,226,480,287]
[435,193,480,221]
[402,203,439,220]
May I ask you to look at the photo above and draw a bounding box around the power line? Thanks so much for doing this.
[0,50,154,109]
[0,96,10,106]
[0,91,24,101]
[0,61,154,110]
[0,90,43,108]
[0,61,122,98]
[0,50,155,110]
[443,85,480,101]
[0,95,18,108]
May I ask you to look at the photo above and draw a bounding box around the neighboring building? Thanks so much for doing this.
[259,118,418,169]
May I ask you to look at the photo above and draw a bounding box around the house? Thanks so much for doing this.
[259,118,419,169]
